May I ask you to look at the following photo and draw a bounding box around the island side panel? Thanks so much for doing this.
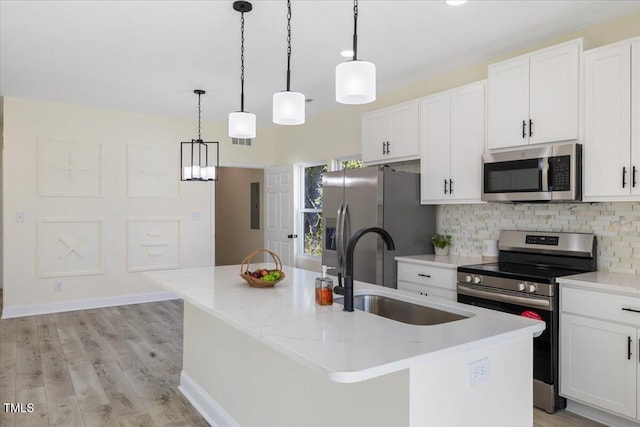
[409,333,533,426]
[181,301,410,427]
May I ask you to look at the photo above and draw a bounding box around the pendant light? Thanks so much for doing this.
[273,0,305,125]
[181,90,219,181]
[335,0,376,105]
[229,1,256,139]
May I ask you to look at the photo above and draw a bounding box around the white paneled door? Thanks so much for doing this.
[264,165,295,266]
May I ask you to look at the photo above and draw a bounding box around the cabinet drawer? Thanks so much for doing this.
[561,287,640,327]
[397,280,456,302]
[397,262,456,291]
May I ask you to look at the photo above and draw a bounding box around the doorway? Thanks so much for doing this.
[214,167,264,266]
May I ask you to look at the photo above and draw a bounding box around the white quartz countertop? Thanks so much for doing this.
[144,265,544,384]
[394,254,483,268]
[558,271,640,297]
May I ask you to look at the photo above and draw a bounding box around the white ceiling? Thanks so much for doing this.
[1,0,639,127]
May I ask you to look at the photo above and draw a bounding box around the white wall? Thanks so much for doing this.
[1,97,274,315]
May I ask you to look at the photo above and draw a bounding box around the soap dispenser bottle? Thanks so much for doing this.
[315,265,334,306]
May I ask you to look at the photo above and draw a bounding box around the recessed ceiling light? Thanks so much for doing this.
[340,49,354,58]
[445,0,468,5]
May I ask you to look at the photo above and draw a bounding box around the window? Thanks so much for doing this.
[300,163,327,257]
[340,159,364,170]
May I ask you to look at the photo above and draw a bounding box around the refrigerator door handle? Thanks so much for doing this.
[336,203,345,271]
[342,204,351,257]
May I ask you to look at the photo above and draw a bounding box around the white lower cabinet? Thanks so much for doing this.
[396,260,457,301]
[560,285,640,422]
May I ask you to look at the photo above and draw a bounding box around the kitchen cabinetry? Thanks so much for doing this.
[560,283,640,422]
[396,255,481,302]
[487,39,580,149]
[583,38,640,201]
[420,81,485,204]
[361,100,419,164]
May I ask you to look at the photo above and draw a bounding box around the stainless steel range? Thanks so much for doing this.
[456,230,597,413]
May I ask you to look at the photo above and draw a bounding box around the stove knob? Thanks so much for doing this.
[517,282,526,291]
[473,276,482,284]
[465,275,472,283]
[528,284,538,293]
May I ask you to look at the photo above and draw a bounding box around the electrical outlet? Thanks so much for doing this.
[54,281,63,292]
[191,212,201,221]
[467,358,489,386]
[16,211,25,223]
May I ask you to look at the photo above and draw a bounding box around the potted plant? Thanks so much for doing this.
[432,233,452,256]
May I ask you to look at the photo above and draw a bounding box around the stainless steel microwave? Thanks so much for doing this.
[482,143,582,202]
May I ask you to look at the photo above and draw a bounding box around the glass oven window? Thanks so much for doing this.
[484,158,542,193]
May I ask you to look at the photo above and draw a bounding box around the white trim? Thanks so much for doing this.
[0,290,178,319]
[566,399,640,427]
[178,371,240,427]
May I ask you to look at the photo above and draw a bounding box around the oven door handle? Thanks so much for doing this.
[457,284,553,311]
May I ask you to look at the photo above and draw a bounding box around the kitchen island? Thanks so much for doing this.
[144,265,544,427]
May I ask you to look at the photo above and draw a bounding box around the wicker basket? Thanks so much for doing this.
[239,249,285,288]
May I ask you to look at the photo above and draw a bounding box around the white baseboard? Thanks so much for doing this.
[1,291,179,319]
[178,371,240,427]
[566,399,640,427]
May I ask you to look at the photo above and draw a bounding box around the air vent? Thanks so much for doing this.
[232,138,252,146]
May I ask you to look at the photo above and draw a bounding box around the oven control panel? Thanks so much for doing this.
[457,272,552,297]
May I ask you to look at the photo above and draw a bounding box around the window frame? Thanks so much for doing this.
[296,156,363,262]
[297,161,328,261]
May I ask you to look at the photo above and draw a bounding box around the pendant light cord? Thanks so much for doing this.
[240,11,246,112]
[286,0,292,91]
[352,0,358,61]
[197,91,202,141]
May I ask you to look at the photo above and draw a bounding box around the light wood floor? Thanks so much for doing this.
[0,290,608,426]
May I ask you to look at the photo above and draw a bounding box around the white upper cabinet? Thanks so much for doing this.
[632,41,640,196]
[487,57,530,149]
[361,100,419,164]
[583,38,640,201]
[421,82,486,204]
[488,39,581,149]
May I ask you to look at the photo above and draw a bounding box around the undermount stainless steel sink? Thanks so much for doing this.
[334,294,470,325]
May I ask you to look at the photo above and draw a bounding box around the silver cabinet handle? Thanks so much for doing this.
[417,273,431,278]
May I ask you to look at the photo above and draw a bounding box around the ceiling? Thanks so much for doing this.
[1,0,639,128]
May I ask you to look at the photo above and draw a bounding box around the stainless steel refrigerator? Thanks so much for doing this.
[322,165,436,288]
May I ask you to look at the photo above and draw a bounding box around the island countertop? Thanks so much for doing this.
[144,265,544,384]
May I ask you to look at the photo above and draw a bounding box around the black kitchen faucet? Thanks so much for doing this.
[333,227,396,312]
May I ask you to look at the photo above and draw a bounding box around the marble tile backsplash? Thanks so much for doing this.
[438,202,640,275]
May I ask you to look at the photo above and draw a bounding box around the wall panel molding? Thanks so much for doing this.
[38,137,104,197]
[127,217,181,272]
[38,217,104,278]
[127,144,180,198]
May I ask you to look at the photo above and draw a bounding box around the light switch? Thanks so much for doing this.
[16,212,25,223]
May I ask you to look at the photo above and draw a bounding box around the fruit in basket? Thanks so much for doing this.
[271,270,282,280]
[260,269,269,277]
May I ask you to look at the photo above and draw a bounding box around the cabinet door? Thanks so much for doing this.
[449,82,485,202]
[583,44,631,199]
[529,41,579,144]
[632,42,640,196]
[387,101,420,161]
[560,314,636,418]
[487,56,529,149]
[361,110,387,164]
[420,94,450,203]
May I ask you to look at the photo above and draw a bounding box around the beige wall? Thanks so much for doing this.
[215,167,264,266]
[272,12,640,165]
[1,97,273,314]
